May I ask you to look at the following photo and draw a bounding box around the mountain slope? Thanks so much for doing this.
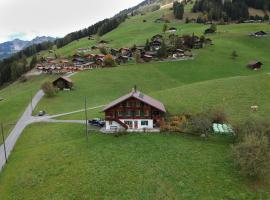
[0,36,55,60]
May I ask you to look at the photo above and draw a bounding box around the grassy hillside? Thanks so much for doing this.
[1,4,270,199]
[0,123,269,200]
[35,20,270,122]
[0,75,56,141]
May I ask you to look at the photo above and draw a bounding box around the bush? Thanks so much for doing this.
[41,82,57,97]
[188,113,212,137]
[99,47,108,55]
[104,55,116,67]
[133,50,142,63]
[233,118,270,143]
[160,115,188,133]
[209,108,227,123]
[232,134,270,179]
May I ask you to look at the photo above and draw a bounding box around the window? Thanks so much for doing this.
[127,101,132,107]
[141,121,148,126]
[136,101,141,107]
[124,121,133,128]
[118,111,123,117]
[144,110,149,116]
[135,110,140,116]
[126,110,132,116]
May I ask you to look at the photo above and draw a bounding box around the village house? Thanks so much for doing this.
[102,88,166,132]
[142,54,153,62]
[249,31,267,37]
[53,77,74,90]
[167,27,177,33]
[247,61,263,70]
[204,28,216,34]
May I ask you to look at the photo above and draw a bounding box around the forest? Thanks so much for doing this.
[192,0,270,21]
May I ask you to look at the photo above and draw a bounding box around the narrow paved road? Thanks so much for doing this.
[0,95,104,172]
[0,72,87,172]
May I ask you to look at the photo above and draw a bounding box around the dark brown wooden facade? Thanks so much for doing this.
[105,97,165,124]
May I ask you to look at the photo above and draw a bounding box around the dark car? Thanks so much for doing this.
[38,110,46,116]
[88,118,105,127]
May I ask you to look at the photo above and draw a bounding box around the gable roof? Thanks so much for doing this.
[53,76,73,84]
[248,61,263,66]
[103,90,166,113]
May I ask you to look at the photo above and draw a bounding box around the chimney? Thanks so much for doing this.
[132,85,137,93]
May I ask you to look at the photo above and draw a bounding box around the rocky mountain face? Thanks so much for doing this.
[0,36,55,60]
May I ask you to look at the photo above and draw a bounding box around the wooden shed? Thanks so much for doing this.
[247,61,263,70]
[53,77,74,90]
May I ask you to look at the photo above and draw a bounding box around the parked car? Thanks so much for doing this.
[88,118,105,127]
[38,110,46,116]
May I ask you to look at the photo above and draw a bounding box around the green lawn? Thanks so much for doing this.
[0,75,56,142]
[0,123,269,200]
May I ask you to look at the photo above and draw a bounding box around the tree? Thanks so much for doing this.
[231,50,238,60]
[104,54,116,67]
[173,1,185,20]
[30,55,38,69]
[157,40,168,59]
[144,39,150,51]
[133,50,142,63]
[41,82,57,97]
[100,47,108,55]
[162,23,168,33]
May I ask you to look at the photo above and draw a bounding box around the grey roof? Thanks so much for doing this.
[102,90,166,113]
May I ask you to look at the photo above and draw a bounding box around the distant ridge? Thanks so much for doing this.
[0,36,56,60]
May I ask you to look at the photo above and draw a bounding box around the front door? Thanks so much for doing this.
[134,121,138,129]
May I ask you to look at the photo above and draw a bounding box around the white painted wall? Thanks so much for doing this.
[105,119,154,131]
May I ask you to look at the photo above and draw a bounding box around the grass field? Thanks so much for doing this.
[35,21,270,123]
[0,75,56,142]
[1,4,270,199]
[0,123,269,200]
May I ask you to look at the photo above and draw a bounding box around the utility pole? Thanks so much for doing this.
[84,97,89,142]
[1,123,7,164]
[30,91,33,114]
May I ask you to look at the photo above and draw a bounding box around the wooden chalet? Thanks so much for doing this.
[102,87,166,132]
[99,40,109,44]
[142,54,153,62]
[53,77,74,90]
[204,28,216,34]
[116,55,129,64]
[167,27,177,33]
[250,31,267,37]
[247,61,263,70]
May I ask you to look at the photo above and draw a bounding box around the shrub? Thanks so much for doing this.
[41,82,57,97]
[188,113,212,137]
[233,118,270,143]
[133,50,142,63]
[231,50,238,60]
[232,134,270,179]
[209,108,227,123]
[104,54,116,67]
[160,114,188,133]
[99,47,108,55]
